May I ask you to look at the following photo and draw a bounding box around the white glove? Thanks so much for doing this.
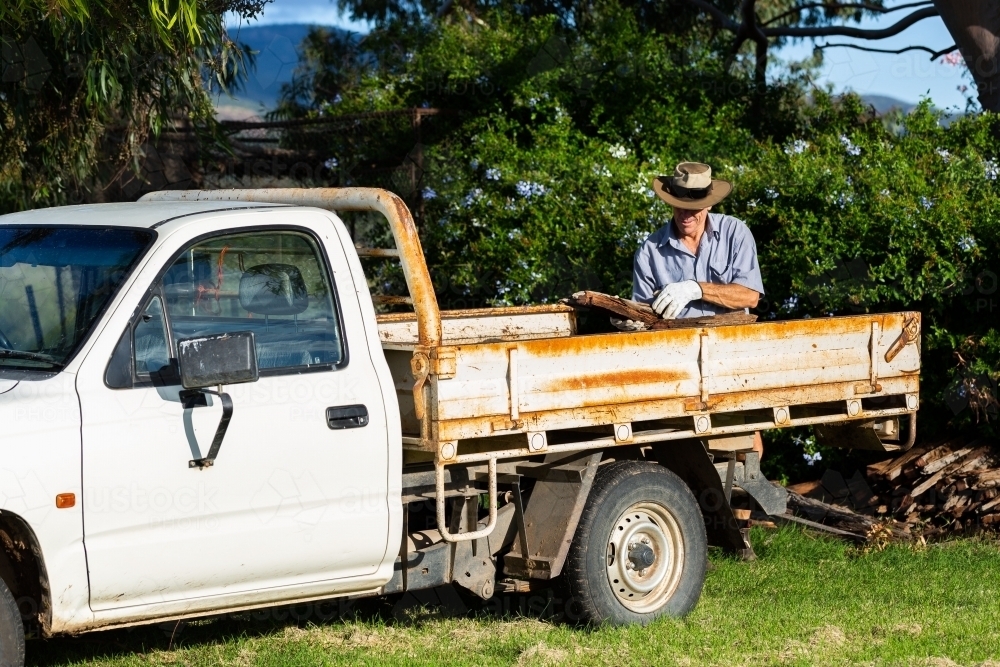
[651,281,703,319]
[610,317,647,331]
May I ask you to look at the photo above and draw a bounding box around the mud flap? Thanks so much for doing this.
[647,440,749,555]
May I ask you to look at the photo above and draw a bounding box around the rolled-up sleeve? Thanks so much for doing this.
[728,222,765,295]
[632,243,657,304]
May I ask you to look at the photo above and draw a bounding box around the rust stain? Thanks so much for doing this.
[534,368,690,392]
[519,329,697,357]
[377,303,574,323]
[710,314,885,342]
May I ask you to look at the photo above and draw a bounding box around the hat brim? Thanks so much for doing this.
[652,176,732,209]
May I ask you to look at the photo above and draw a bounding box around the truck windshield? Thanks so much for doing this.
[0,226,154,371]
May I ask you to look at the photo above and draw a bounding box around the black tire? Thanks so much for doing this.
[563,460,707,626]
[0,578,24,667]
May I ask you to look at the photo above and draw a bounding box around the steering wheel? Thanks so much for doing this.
[0,326,11,350]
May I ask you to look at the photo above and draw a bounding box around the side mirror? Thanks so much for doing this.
[175,331,258,470]
[177,331,258,389]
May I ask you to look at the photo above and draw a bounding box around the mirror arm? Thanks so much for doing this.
[186,389,235,469]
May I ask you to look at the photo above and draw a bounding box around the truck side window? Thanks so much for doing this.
[161,231,344,373]
[133,296,171,378]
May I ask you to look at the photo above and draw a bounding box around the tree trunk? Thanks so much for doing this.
[933,0,1000,112]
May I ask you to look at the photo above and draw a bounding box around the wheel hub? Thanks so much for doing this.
[606,501,685,613]
[628,542,656,569]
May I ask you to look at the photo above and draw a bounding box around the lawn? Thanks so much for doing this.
[28,527,1000,666]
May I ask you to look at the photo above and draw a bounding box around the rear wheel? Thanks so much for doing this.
[0,578,24,667]
[563,460,706,625]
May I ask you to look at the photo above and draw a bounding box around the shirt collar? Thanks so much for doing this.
[658,213,720,249]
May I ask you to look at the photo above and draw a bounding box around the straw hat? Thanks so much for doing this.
[652,162,732,209]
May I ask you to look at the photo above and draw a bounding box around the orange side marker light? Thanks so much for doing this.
[56,493,76,509]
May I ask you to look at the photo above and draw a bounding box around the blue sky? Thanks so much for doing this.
[227,0,970,110]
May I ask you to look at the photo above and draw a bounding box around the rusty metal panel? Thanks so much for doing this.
[432,375,918,442]
[378,305,576,347]
[515,331,701,413]
[418,314,921,437]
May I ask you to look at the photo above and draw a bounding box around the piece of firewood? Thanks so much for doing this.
[979,495,1000,513]
[915,443,957,468]
[786,480,823,496]
[922,447,973,474]
[564,291,660,324]
[879,445,932,481]
[562,291,758,329]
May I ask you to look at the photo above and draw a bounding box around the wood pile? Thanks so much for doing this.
[866,436,1000,537]
[786,436,1000,540]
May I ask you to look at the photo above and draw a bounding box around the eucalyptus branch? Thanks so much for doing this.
[815,42,958,60]
[687,0,938,40]
[762,1,934,28]
[764,6,938,38]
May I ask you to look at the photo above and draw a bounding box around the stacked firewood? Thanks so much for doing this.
[865,436,1000,536]
[786,435,1000,539]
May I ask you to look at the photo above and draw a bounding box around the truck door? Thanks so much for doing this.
[77,221,392,610]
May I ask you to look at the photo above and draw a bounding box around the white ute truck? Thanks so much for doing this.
[0,188,921,664]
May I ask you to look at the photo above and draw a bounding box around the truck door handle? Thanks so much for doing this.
[326,404,369,429]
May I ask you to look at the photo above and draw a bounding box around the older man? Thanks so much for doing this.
[633,162,763,319]
[633,161,766,458]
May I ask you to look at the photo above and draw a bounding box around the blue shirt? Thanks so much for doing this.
[633,213,764,318]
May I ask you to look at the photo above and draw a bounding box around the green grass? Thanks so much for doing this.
[29,527,1000,666]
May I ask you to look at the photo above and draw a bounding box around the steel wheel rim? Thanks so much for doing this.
[605,500,685,613]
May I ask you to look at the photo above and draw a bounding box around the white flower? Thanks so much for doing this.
[803,452,823,466]
[785,139,808,155]
[592,164,612,178]
[608,143,628,159]
[880,189,891,197]
[936,148,952,161]
[958,236,977,251]
[765,187,779,199]
[422,187,437,200]
[485,168,501,181]
[462,188,483,206]
[515,181,547,198]
[985,160,998,181]
[920,196,933,210]
[840,135,861,156]
[323,157,339,169]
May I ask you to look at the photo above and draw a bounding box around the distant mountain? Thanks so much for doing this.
[213,24,345,116]
[860,94,917,115]
[212,28,924,121]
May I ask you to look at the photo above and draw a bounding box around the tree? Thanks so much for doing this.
[0,0,269,212]
[934,0,1000,112]
[334,0,1000,113]
[680,0,1000,113]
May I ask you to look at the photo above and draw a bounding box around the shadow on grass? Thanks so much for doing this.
[25,584,591,666]
[31,526,969,666]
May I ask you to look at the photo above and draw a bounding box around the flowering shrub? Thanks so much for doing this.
[281,5,999,470]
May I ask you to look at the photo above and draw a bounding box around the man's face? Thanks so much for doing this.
[672,206,711,236]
